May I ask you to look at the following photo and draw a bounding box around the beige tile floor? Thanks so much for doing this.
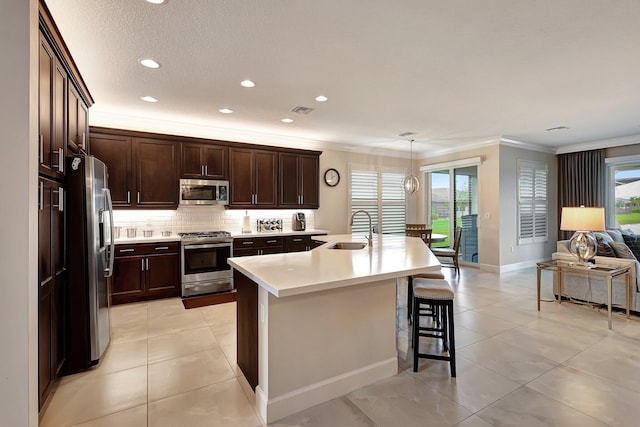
[40,267,640,426]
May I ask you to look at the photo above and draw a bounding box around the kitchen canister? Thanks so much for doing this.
[143,230,154,237]
[113,226,121,239]
[126,228,137,238]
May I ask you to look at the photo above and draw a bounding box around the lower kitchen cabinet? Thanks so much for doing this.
[284,234,326,252]
[112,242,180,304]
[233,237,284,257]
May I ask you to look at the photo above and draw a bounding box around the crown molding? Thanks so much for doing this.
[499,137,556,153]
[555,134,640,154]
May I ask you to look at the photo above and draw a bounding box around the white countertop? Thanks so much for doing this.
[228,234,441,297]
[113,229,328,245]
[114,235,180,245]
[230,229,328,238]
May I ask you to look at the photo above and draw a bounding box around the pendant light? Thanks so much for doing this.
[403,139,420,195]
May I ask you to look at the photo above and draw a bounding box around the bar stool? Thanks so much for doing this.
[407,270,445,322]
[412,278,456,376]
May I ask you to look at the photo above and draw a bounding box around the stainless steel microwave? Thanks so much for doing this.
[179,179,229,206]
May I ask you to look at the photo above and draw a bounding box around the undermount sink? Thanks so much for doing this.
[328,242,367,250]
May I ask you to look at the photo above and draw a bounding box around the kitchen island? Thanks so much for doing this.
[228,233,440,423]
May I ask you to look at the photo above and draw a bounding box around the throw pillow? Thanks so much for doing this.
[606,228,625,243]
[611,241,638,260]
[595,234,616,257]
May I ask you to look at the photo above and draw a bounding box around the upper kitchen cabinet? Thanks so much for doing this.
[136,138,179,208]
[181,142,228,179]
[90,133,133,207]
[229,148,278,208]
[279,153,320,209]
[67,85,89,154]
[38,34,67,180]
[89,128,179,209]
[38,0,94,182]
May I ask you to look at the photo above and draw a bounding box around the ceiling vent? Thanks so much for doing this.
[545,126,569,132]
[291,106,315,115]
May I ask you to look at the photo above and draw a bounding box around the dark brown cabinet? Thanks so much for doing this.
[38,34,67,180]
[90,133,133,207]
[181,142,228,179]
[89,129,179,209]
[136,138,179,208]
[67,85,89,154]
[284,234,326,252]
[112,243,180,305]
[233,236,285,257]
[279,153,319,209]
[229,148,278,208]
[38,177,66,408]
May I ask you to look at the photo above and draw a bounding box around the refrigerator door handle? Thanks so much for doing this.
[104,188,115,277]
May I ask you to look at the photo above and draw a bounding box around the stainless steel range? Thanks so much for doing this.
[179,231,234,297]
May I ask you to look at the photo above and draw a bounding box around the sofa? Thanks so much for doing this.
[551,229,640,313]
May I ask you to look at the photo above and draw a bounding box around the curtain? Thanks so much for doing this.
[557,149,606,240]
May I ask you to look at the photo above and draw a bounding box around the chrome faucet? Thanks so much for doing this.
[350,210,373,247]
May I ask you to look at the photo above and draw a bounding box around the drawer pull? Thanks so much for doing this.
[267,240,277,243]
[242,241,254,245]
[293,238,303,242]
[155,246,169,250]
[119,249,135,253]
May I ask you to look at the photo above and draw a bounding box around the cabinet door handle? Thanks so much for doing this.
[141,259,145,271]
[53,148,64,173]
[39,135,44,164]
[155,246,169,250]
[137,192,140,204]
[127,191,131,204]
[300,194,303,205]
[39,181,43,211]
[146,258,149,270]
[201,165,205,176]
[119,249,135,253]
[205,165,208,176]
[54,188,64,212]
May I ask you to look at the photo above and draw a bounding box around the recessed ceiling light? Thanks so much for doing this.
[140,95,158,103]
[315,95,328,102]
[240,80,255,88]
[281,118,293,123]
[139,58,161,69]
[146,0,167,4]
[219,108,234,114]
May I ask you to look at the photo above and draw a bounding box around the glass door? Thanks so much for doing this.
[428,165,478,263]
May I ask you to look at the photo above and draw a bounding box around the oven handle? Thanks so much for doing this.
[184,243,232,250]
[183,279,232,289]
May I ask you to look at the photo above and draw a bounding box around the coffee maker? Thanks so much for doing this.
[292,212,306,231]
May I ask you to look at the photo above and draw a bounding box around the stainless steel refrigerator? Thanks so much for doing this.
[64,155,114,374]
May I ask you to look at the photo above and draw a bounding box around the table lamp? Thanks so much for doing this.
[560,206,605,266]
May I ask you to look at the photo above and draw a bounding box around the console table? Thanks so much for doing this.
[536,260,631,329]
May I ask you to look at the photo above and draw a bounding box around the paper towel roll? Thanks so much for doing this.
[242,215,251,233]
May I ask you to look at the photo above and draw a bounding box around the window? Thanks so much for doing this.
[518,160,548,244]
[605,155,640,231]
[350,167,406,234]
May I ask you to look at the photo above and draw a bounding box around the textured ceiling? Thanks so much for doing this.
[45,0,640,156]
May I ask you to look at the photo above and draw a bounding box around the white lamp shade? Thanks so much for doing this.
[560,207,605,232]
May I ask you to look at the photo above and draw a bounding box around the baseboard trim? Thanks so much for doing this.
[256,356,397,424]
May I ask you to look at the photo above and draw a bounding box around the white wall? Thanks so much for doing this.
[0,0,38,425]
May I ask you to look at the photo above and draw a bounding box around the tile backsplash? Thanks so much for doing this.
[113,206,316,235]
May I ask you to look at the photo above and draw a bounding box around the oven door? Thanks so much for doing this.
[182,242,231,281]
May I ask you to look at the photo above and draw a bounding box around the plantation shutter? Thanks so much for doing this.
[518,160,548,244]
[350,168,406,234]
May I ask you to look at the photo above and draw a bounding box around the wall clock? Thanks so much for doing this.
[324,168,340,187]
